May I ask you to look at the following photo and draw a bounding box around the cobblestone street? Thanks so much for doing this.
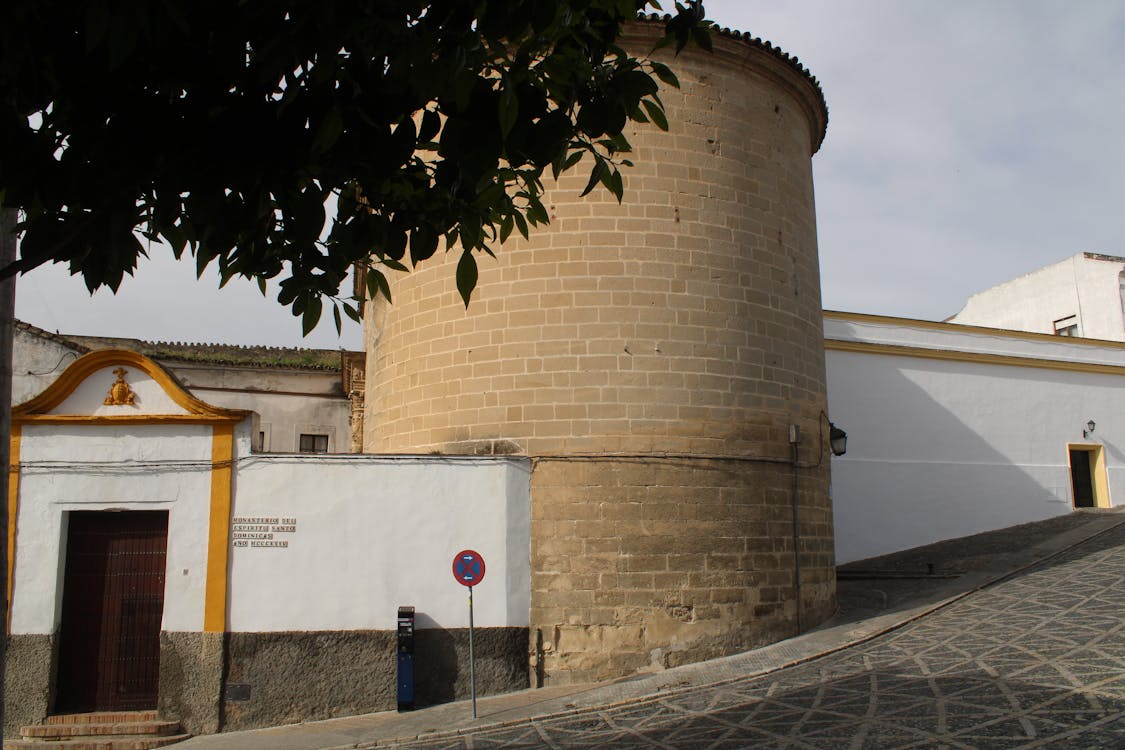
[391,524,1125,749]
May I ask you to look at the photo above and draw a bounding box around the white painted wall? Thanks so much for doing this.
[10,423,224,634]
[13,420,529,637]
[12,327,83,405]
[949,253,1125,341]
[826,314,1125,563]
[173,363,352,453]
[49,365,190,416]
[199,389,348,454]
[228,455,531,632]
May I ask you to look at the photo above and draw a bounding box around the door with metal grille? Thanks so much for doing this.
[55,511,168,712]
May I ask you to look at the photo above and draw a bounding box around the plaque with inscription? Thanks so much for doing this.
[231,517,298,549]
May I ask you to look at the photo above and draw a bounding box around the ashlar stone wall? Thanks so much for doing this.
[365,21,835,686]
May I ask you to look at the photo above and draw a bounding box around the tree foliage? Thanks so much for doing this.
[0,0,710,333]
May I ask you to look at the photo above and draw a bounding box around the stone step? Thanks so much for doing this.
[7,734,191,750]
[44,713,160,726]
[16,712,189,750]
[22,720,182,739]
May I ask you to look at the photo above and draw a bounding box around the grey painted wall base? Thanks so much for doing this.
[221,627,529,732]
[159,631,225,735]
[4,634,56,739]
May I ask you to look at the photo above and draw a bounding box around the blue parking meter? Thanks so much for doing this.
[397,606,415,710]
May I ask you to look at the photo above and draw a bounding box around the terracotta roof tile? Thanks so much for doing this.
[16,321,358,371]
[638,14,829,152]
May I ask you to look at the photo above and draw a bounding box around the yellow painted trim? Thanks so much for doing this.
[203,424,235,633]
[14,349,252,420]
[7,424,20,633]
[1067,443,1111,509]
[14,414,245,426]
[825,339,1125,377]
[1093,448,1111,509]
[824,309,1125,351]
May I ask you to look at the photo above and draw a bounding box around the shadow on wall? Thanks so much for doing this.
[827,351,1112,562]
[412,612,457,706]
[413,612,529,709]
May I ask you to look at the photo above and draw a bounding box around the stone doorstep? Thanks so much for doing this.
[15,712,189,750]
[22,720,182,739]
[6,736,191,750]
[46,713,160,726]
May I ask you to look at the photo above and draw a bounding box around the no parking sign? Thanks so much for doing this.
[452,549,486,587]
[451,549,486,718]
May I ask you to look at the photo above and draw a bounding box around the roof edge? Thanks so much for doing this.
[635,14,828,153]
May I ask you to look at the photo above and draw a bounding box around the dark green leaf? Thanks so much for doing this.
[366,267,392,303]
[301,296,322,336]
[499,212,514,243]
[313,106,345,153]
[526,199,549,225]
[84,1,109,51]
[606,169,624,202]
[513,210,529,240]
[649,61,680,88]
[499,78,518,138]
[642,98,669,131]
[693,26,713,52]
[0,0,711,335]
[456,250,478,307]
[410,227,439,265]
[581,158,608,197]
[562,150,585,172]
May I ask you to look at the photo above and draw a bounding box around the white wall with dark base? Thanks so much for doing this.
[826,312,1125,563]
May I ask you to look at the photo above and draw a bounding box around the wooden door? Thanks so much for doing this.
[55,511,168,712]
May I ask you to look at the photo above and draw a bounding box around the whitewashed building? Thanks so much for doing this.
[8,314,1125,739]
[948,252,1125,341]
[4,349,531,738]
[825,311,1125,563]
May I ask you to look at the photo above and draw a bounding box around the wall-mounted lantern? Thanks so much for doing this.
[1083,420,1096,439]
[829,423,848,456]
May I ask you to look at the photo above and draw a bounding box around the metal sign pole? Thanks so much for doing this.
[468,584,477,719]
[452,549,485,720]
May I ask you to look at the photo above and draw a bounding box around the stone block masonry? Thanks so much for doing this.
[530,457,834,684]
[365,20,835,686]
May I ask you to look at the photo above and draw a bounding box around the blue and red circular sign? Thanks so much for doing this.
[452,549,486,587]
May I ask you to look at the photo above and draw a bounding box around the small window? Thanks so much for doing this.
[257,431,266,451]
[299,434,329,453]
[1054,315,1078,337]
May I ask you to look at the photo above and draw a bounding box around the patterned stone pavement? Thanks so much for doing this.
[389,524,1125,749]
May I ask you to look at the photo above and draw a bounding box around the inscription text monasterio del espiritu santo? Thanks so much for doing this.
[231,517,298,549]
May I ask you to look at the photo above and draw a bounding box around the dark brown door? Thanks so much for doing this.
[55,511,168,712]
[1069,449,1095,508]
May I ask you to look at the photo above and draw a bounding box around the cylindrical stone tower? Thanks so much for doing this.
[365,19,833,685]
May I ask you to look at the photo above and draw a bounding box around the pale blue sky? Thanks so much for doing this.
[15,1,1125,347]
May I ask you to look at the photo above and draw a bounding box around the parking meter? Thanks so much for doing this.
[397,606,415,710]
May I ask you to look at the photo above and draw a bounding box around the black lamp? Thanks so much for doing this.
[1084,420,1096,438]
[829,422,848,456]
